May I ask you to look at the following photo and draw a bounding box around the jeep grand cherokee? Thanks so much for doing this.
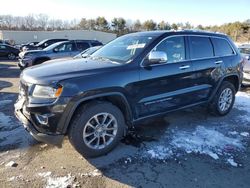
[15,30,243,157]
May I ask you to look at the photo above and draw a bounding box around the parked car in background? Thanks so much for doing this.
[18,40,103,69]
[15,30,243,157]
[19,42,39,51]
[0,44,20,60]
[0,39,12,46]
[22,39,68,51]
[74,46,102,59]
[239,44,250,85]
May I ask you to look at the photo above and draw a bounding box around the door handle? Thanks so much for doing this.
[179,65,190,70]
[215,60,223,64]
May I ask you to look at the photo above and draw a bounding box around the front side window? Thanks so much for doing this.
[57,43,73,52]
[91,34,156,63]
[211,38,234,56]
[189,36,214,59]
[0,45,6,49]
[153,36,186,63]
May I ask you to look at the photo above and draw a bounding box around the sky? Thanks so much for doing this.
[1,0,250,26]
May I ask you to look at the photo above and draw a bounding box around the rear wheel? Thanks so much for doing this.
[208,81,236,116]
[8,53,16,60]
[68,101,126,158]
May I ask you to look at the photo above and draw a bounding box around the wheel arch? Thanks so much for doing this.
[60,92,133,134]
[209,74,240,102]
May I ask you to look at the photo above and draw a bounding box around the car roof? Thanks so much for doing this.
[129,30,228,38]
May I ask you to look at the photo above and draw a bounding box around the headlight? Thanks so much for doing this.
[32,85,63,98]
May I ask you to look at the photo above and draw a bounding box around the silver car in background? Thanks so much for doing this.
[239,44,250,86]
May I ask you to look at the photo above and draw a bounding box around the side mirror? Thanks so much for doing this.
[148,51,168,64]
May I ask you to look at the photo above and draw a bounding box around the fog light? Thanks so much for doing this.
[35,114,49,125]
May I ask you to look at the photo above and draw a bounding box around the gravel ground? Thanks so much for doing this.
[0,60,250,188]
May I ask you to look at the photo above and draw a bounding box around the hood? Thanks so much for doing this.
[19,50,45,58]
[21,58,122,85]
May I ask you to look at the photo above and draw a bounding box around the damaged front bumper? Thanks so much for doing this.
[14,98,64,147]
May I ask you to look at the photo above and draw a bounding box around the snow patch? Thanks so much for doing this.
[235,92,250,113]
[240,132,249,137]
[147,146,173,160]
[38,172,52,178]
[227,158,238,167]
[46,174,74,188]
[81,169,102,177]
[145,126,244,163]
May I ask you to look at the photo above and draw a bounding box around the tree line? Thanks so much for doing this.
[0,14,249,42]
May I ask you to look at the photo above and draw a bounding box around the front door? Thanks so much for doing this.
[136,36,197,118]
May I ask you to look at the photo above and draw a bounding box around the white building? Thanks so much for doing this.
[0,30,116,44]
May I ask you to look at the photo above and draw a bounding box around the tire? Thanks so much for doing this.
[8,53,16,60]
[68,101,126,158]
[208,81,236,116]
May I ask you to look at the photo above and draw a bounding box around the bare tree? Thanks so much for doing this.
[36,14,49,30]
[25,14,36,30]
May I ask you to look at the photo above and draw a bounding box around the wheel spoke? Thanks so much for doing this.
[87,136,97,145]
[95,136,100,148]
[86,123,96,129]
[84,132,94,137]
[102,135,106,146]
[94,115,100,125]
[105,133,115,138]
[102,114,108,124]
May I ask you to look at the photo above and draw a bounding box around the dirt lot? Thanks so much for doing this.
[0,60,250,188]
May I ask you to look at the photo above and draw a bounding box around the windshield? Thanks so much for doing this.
[35,39,48,47]
[91,35,156,63]
[74,46,101,59]
[239,47,250,55]
[43,41,65,51]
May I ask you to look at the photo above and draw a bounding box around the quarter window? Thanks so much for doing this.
[189,36,214,59]
[154,36,186,63]
[211,38,235,56]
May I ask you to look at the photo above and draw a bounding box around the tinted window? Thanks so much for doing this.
[76,42,90,51]
[91,42,102,46]
[189,36,213,59]
[154,36,185,63]
[0,45,6,49]
[211,38,234,56]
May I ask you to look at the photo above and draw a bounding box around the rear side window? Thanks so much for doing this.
[189,36,213,59]
[76,42,90,51]
[211,38,235,56]
[154,36,186,63]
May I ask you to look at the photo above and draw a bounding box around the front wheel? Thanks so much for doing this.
[68,101,126,158]
[208,81,236,116]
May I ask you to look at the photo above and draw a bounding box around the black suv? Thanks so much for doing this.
[15,30,243,157]
[23,39,68,51]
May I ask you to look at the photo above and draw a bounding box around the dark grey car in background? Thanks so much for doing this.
[239,44,250,85]
[18,40,103,69]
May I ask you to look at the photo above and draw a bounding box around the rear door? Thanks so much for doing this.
[187,36,224,101]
